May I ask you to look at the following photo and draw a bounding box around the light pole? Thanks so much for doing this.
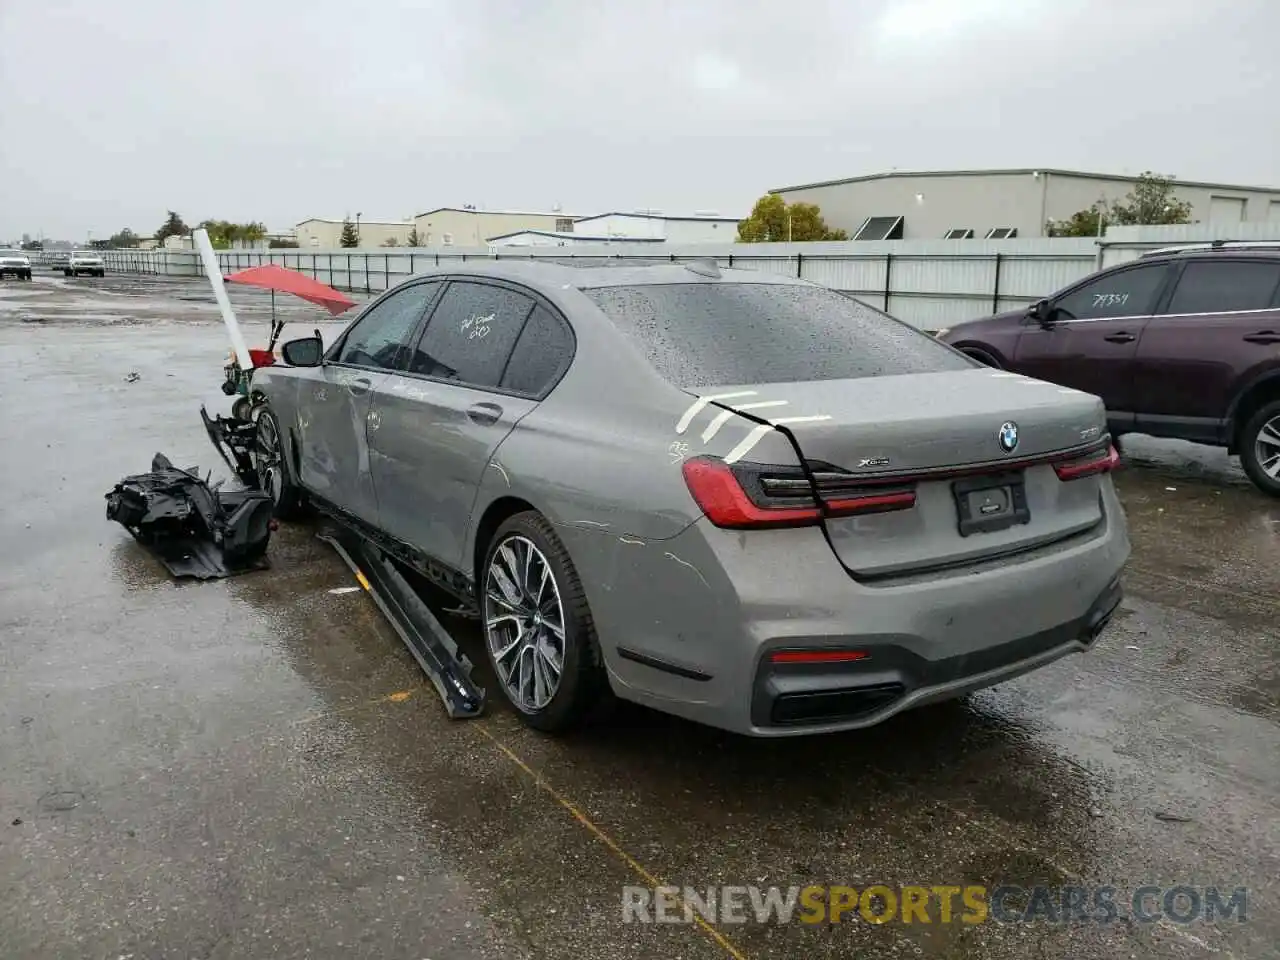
[356,212,362,246]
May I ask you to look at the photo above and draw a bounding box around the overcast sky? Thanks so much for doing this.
[1,0,1276,240]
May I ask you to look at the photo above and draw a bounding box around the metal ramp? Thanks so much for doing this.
[318,524,486,719]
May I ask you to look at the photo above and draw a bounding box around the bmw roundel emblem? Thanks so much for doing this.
[998,421,1019,453]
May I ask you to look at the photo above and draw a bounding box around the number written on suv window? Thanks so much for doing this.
[407,282,536,387]
[337,282,440,370]
[1052,264,1169,321]
[1165,260,1280,315]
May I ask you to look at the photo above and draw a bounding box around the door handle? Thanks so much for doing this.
[1243,331,1280,344]
[347,377,372,396]
[467,402,503,426]
[1103,332,1136,344]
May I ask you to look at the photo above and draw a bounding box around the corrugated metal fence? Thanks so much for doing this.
[57,223,1280,330]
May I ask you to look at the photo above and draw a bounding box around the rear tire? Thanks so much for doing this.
[1239,399,1280,498]
[254,408,307,519]
[64,269,72,277]
[481,511,607,732]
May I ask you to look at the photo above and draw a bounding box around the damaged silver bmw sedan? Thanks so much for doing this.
[250,261,1130,735]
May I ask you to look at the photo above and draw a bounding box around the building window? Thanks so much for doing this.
[853,216,904,241]
[985,227,1018,239]
[943,228,975,239]
[555,218,574,232]
[442,233,453,245]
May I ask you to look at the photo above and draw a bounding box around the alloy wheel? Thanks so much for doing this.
[1255,415,1280,480]
[484,535,566,713]
[254,415,285,505]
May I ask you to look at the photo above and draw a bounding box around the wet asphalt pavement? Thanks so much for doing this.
[1,272,1277,960]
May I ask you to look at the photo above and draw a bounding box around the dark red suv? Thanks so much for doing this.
[937,244,1280,496]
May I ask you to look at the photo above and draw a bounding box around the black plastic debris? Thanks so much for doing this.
[105,453,274,580]
[200,405,260,489]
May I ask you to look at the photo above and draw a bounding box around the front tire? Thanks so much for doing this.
[254,408,307,519]
[1240,399,1280,497]
[481,511,607,732]
[962,347,1002,368]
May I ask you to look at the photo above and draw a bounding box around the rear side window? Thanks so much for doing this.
[578,283,973,388]
[1165,260,1280,315]
[408,281,535,388]
[499,305,573,396]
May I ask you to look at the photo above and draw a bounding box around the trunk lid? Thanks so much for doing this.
[714,368,1111,579]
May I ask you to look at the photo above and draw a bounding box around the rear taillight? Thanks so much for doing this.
[681,456,916,529]
[1053,443,1120,481]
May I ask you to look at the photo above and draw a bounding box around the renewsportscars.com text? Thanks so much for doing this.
[622,884,1248,926]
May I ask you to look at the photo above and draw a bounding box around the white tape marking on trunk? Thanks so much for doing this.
[675,391,757,434]
[770,415,833,426]
[723,424,774,464]
[701,400,789,443]
[722,414,833,465]
[734,400,790,412]
[700,409,737,443]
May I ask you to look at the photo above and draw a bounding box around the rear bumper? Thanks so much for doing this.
[751,575,1122,728]
[584,480,1130,737]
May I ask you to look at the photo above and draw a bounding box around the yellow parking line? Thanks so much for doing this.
[474,723,751,960]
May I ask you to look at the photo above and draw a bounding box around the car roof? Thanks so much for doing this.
[404,259,810,292]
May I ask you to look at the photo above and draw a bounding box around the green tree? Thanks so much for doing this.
[1049,172,1193,237]
[737,194,849,242]
[1047,207,1106,238]
[108,228,139,247]
[154,210,188,243]
[339,218,359,248]
[382,236,400,247]
[195,219,270,248]
[269,237,300,249]
[406,226,421,247]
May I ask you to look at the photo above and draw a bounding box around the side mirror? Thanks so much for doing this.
[280,335,323,367]
[1029,298,1055,326]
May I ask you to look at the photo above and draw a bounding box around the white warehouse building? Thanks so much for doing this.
[488,211,740,249]
[568,212,740,243]
[486,230,666,250]
[771,168,1280,241]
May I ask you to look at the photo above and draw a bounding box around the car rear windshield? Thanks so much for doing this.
[578,282,974,387]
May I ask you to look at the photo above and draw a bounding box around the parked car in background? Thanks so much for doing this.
[65,251,105,277]
[0,250,33,280]
[937,244,1280,497]
[249,261,1128,736]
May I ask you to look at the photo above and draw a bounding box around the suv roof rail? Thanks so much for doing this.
[1140,240,1280,258]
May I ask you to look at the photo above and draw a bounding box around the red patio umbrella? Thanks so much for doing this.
[224,263,356,316]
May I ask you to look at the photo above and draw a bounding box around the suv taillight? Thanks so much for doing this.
[1053,444,1120,481]
[681,457,916,529]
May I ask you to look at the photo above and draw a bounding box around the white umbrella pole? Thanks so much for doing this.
[194,228,252,370]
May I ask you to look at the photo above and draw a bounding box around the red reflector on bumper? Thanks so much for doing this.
[769,649,870,664]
